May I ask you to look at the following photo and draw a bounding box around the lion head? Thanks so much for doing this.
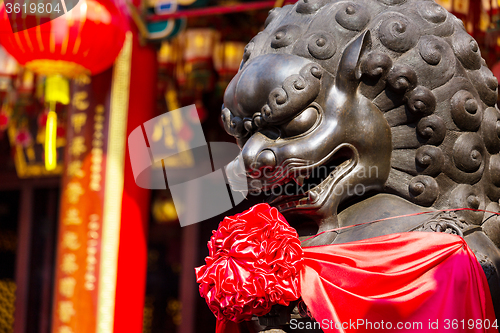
[222,0,500,243]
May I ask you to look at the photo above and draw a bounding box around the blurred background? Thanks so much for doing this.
[0,0,499,332]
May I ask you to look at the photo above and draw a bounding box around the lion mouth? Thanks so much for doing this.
[267,144,358,213]
[225,143,359,213]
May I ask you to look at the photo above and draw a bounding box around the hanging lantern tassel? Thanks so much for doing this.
[44,75,69,171]
[45,75,70,105]
[45,107,57,171]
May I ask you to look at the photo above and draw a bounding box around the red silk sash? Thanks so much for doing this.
[217,232,497,333]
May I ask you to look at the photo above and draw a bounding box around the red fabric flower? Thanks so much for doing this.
[195,203,303,323]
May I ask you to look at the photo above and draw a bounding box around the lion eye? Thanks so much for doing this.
[281,107,318,138]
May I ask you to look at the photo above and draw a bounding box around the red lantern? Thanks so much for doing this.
[0,0,128,170]
[0,0,128,79]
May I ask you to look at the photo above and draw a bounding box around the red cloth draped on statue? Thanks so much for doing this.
[217,232,497,333]
[301,232,496,333]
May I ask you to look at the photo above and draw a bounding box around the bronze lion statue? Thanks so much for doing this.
[221,0,500,330]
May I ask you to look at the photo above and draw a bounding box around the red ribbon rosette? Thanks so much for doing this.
[195,203,303,323]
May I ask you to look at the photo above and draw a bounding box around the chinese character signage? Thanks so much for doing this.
[51,72,110,333]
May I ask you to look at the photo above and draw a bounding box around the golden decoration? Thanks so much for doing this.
[25,60,89,78]
[97,31,133,333]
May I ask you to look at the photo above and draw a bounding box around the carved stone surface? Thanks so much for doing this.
[475,252,498,281]
[221,0,500,330]
[414,211,466,236]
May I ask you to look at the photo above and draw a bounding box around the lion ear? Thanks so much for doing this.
[336,30,371,94]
